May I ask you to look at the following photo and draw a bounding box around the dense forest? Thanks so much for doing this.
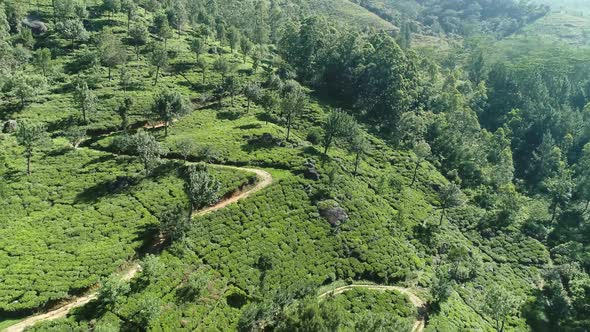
[0,0,589,331]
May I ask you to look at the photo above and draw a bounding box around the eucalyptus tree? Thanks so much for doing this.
[73,80,97,124]
[129,21,149,60]
[184,164,220,218]
[32,48,52,77]
[99,30,126,80]
[243,82,261,113]
[151,90,190,136]
[281,84,307,141]
[150,43,168,85]
[322,108,356,156]
[437,183,466,225]
[15,121,48,176]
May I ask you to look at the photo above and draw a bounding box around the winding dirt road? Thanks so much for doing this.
[3,166,273,332]
[318,284,426,332]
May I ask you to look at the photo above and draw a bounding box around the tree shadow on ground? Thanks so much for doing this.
[216,110,242,120]
[234,123,262,130]
[75,174,141,203]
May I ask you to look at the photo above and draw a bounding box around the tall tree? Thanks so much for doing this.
[102,0,121,21]
[73,80,97,124]
[222,75,240,107]
[349,131,369,176]
[56,19,89,48]
[190,38,205,62]
[437,183,465,225]
[32,48,52,77]
[259,90,279,124]
[154,12,173,48]
[150,43,168,86]
[543,165,573,223]
[151,90,189,136]
[99,31,127,80]
[281,83,307,141]
[116,96,133,130]
[243,82,261,113]
[184,164,220,218]
[129,21,149,61]
[321,109,356,156]
[227,27,240,53]
[240,37,253,63]
[213,56,231,80]
[15,121,48,176]
[196,58,208,84]
[482,285,520,332]
[121,0,136,33]
[129,130,164,175]
[11,72,47,108]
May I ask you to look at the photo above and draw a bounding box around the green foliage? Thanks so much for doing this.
[150,43,168,86]
[98,275,130,308]
[184,164,221,211]
[15,121,48,176]
[73,79,97,124]
[150,90,190,136]
[98,30,127,80]
[322,109,357,156]
[55,19,89,48]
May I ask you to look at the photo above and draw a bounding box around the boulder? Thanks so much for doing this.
[3,120,17,133]
[22,19,48,34]
[318,200,349,227]
[304,168,321,181]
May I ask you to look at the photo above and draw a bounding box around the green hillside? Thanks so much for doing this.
[0,0,589,331]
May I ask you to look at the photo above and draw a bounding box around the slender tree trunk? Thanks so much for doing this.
[108,67,112,81]
[411,162,420,187]
[440,209,445,226]
[154,66,160,85]
[164,122,168,136]
[354,152,361,176]
[286,114,291,141]
[26,150,32,176]
[323,137,332,156]
[82,107,87,124]
[202,70,206,84]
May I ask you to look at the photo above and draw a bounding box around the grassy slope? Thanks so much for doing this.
[1,2,552,332]
[0,136,253,314]
[311,0,395,31]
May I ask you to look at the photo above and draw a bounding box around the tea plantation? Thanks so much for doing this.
[0,135,253,315]
[3,0,586,330]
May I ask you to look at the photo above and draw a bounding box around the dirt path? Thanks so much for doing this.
[318,284,426,332]
[3,166,273,332]
[193,166,273,217]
